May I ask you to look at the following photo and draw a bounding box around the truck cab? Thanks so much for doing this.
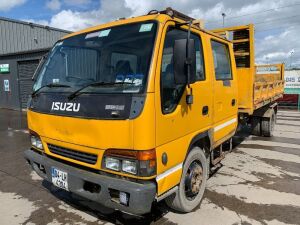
[25,8,276,215]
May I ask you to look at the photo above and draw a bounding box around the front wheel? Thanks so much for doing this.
[165,147,208,213]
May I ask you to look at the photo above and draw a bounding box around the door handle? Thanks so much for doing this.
[202,106,209,115]
[231,99,236,106]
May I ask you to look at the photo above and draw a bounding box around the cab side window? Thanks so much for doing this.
[196,44,205,81]
[211,41,232,80]
[161,27,204,114]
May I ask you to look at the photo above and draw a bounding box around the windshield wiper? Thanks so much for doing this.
[32,83,71,97]
[68,81,133,100]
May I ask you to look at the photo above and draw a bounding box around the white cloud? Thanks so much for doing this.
[43,0,132,31]
[190,3,225,22]
[256,26,300,66]
[27,0,300,67]
[0,0,26,11]
[123,0,154,16]
[46,0,61,11]
[49,10,98,31]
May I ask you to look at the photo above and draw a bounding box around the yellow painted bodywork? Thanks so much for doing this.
[253,64,285,109]
[211,25,284,115]
[29,15,278,199]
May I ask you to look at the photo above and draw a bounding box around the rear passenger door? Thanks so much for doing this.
[211,39,238,143]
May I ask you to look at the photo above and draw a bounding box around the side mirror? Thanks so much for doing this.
[173,39,196,85]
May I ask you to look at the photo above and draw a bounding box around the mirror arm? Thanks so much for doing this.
[186,21,192,88]
[186,21,193,104]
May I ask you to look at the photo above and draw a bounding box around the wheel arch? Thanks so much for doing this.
[186,129,212,160]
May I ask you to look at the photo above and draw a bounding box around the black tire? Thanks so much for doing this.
[251,117,261,136]
[165,147,208,213]
[261,109,275,137]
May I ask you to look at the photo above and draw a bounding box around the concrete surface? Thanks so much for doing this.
[0,109,299,225]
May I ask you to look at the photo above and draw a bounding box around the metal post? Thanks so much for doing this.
[289,50,294,70]
[222,13,226,27]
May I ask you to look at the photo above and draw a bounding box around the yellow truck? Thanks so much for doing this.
[24,8,284,215]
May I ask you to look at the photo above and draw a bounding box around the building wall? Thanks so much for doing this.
[0,50,48,110]
[0,17,70,110]
[0,18,69,55]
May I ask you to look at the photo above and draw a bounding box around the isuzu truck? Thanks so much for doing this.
[25,8,284,215]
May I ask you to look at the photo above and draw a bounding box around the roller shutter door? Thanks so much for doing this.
[18,60,39,109]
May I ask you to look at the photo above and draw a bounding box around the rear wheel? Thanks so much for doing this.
[251,117,261,136]
[165,147,208,213]
[261,109,275,137]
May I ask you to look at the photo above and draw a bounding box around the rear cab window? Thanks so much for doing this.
[211,40,232,80]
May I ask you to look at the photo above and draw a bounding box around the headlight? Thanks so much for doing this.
[105,157,120,171]
[103,149,156,177]
[122,160,137,174]
[30,131,44,150]
[30,136,37,147]
[36,138,43,149]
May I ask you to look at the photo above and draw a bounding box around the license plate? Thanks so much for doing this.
[51,167,68,191]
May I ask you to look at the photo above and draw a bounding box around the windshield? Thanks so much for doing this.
[33,21,157,94]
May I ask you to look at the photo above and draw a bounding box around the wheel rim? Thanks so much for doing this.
[184,160,203,200]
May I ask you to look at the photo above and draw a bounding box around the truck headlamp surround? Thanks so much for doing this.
[103,149,156,176]
[29,130,44,150]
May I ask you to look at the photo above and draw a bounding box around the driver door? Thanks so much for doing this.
[154,24,213,195]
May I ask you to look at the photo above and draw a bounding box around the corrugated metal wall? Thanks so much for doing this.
[0,17,71,110]
[0,50,48,110]
[0,18,70,55]
[18,60,39,109]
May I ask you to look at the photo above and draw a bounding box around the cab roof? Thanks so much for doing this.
[62,8,229,43]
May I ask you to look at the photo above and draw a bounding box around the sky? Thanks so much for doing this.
[0,0,299,67]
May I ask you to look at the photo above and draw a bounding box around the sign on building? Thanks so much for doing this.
[0,64,9,73]
[4,79,9,92]
[284,70,300,94]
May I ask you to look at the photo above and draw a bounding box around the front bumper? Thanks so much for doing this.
[24,149,156,215]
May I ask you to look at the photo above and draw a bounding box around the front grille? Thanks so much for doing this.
[48,144,97,165]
